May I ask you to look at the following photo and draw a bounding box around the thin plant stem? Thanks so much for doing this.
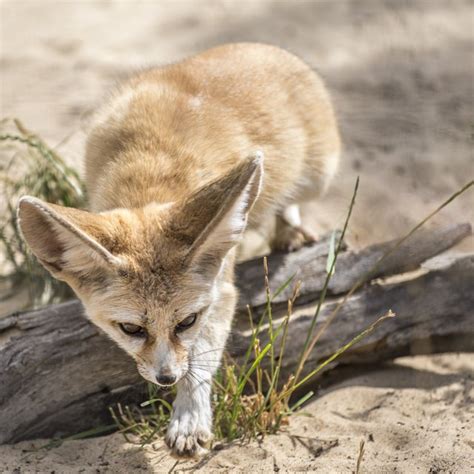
[293,176,359,384]
[356,440,365,474]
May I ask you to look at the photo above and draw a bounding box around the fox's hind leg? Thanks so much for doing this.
[271,204,317,252]
[271,150,339,252]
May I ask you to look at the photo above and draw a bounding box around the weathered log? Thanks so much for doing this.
[0,224,472,444]
[231,255,474,380]
[236,222,472,309]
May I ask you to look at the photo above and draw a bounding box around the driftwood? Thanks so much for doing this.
[233,255,474,377]
[236,223,472,309]
[0,223,472,444]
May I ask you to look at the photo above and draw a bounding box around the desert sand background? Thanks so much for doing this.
[1,0,473,472]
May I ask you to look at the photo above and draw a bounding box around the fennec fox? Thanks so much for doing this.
[18,43,340,457]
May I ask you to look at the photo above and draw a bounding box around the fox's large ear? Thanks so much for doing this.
[17,197,122,280]
[168,152,264,274]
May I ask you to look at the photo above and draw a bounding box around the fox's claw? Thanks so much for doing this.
[166,410,212,458]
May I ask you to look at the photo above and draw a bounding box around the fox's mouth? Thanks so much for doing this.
[155,378,179,388]
[136,365,181,387]
[156,382,177,388]
[154,371,183,387]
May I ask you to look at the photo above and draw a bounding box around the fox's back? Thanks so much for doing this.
[85,43,340,222]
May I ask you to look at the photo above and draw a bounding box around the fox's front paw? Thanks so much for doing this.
[165,409,213,458]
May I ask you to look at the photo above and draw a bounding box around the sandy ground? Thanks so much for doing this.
[1,353,472,473]
[1,0,473,472]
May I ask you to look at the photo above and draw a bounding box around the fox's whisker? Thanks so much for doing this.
[185,370,212,390]
[191,347,227,358]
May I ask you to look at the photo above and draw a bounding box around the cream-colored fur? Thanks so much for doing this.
[17,43,340,457]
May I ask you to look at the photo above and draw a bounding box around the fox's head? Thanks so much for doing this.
[18,155,263,386]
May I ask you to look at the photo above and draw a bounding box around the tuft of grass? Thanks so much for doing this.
[110,383,174,446]
[0,118,86,308]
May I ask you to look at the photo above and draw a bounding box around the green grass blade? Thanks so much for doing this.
[140,398,173,412]
[271,272,296,300]
[289,390,314,412]
[237,341,273,393]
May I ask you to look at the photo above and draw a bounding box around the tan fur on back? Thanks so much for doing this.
[85,43,340,226]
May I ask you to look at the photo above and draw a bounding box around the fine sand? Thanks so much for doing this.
[1,354,472,473]
[1,0,473,472]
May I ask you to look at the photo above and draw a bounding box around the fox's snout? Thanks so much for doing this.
[152,357,186,387]
[136,337,190,387]
[137,357,187,387]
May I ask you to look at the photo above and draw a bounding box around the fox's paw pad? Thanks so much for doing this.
[271,225,317,252]
[166,415,212,458]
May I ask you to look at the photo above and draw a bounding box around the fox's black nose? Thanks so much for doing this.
[156,373,177,386]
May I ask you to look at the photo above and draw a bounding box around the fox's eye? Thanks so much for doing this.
[175,313,198,333]
[119,322,146,337]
